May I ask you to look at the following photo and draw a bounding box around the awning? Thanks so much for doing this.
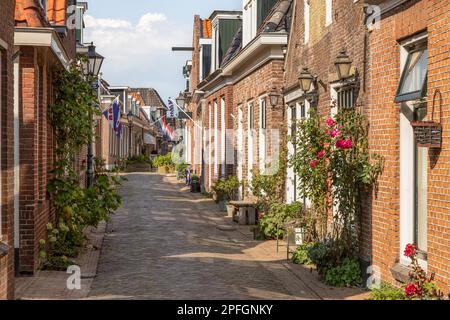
[144,133,156,145]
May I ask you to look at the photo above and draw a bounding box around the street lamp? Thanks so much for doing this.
[82,43,105,78]
[82,42,104,188]
[176,92,186,108]
[335,49,353,80]
[127,111,134,157]
[268,88,281,108]
[298,67,314,92]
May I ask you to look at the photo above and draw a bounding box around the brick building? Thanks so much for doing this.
[13,0,78,275]
[284,0,450,293]
[186,0,292,196]
[364,0,450,292]
[0,0,16,300]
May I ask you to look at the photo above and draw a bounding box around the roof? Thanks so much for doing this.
[200,19,212,39]
[220,0,292,68]
[131,88,168,110]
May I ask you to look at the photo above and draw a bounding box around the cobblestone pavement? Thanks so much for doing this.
[88,173,369,300]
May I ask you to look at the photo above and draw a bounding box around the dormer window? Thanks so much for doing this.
[243,0,277,46]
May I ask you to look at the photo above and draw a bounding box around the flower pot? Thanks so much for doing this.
[226,204,236,218]
[190,182,200,193]
[218,200,227,212]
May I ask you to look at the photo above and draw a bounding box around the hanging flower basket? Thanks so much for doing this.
[411,91,442,149]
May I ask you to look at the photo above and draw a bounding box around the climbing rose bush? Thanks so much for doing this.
[403,243,444,300]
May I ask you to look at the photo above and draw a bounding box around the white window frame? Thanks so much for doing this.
[214,101,218,176]
[247,102,254,193]
[399,32,428,270]
[325,0,333,26]
[220,97,226,177]
[259,97,267,173]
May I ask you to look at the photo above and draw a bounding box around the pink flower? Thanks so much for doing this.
[330,129,340,138]
[404,243,417,259]
[317,150,325,158]
[326,118,335,127]
[310,160,319,169]
[258,212,264,220]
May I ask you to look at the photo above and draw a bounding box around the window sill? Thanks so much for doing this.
[390,263,411,283]
[0,241,10,258]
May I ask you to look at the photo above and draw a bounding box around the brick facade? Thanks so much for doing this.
[14,0,77,275]
[367,0,450,292]
[0,0,16,300]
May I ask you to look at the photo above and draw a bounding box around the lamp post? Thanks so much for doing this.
[127,111,134,157]
[82,42,104,187]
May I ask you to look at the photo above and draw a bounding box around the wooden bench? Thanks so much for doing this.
[229,201,258,225]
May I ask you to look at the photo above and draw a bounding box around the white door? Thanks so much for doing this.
[237,107,244,200]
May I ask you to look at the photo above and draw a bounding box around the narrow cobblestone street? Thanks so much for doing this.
[87,174,367,300]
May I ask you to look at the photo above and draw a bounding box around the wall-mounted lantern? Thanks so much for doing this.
[335,49,353,81]
[268,88,282,108]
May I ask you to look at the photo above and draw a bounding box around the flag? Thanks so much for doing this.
[167,99,179,119]
[112,97,122,137]
[102,98,116,128]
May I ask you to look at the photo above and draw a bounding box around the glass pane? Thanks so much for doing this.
[399,49,428,96]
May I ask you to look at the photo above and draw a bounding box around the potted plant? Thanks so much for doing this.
[153,154,175,174]
[190,175,201,193]
[212,177,241,214]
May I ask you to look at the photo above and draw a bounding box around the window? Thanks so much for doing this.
[201,44,212,80]
[249,103,254,130]
[257,0,277,27]
[337,87,356,108]
[395,45,428,103]
[325,0,333,26]
[0,50,2,238]
[260,98,266,129]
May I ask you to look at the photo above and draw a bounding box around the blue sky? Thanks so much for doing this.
[84,0,242,102]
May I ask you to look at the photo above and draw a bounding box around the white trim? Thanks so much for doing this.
[13,54,20,248]
[14,27,69,68]
[259,97,266,173]
[220,97,226,176]
[325,0,333,27]
[0,38,8,50]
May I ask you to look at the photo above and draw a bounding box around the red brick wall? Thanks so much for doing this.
[234,60,285,198]
[200,85,234,191]
[367,0,450,292]
[426,0,450,291]
[0,0,16,300]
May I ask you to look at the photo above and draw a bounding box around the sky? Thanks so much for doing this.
[84,0,242,102]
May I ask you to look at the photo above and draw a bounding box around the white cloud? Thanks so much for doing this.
[84,15,132,29]
[84,12,190,101]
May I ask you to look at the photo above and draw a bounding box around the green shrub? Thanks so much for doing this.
[212,176,241,202]
[369,283,405,300]
[191,175,200,183]
[292,243,315,265]
[153,154,175,168]
[324,257,362,287]
[177,161,188,178]
[258,202,302,239]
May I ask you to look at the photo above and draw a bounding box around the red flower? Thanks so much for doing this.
[324,129,329,134]
[310,160,319,169]
[405,283,421,297]
[336,139,353,149]
[258,212,264,220]
[326,118,335,127]
[317,150,326,158]
[404,243,417,259]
